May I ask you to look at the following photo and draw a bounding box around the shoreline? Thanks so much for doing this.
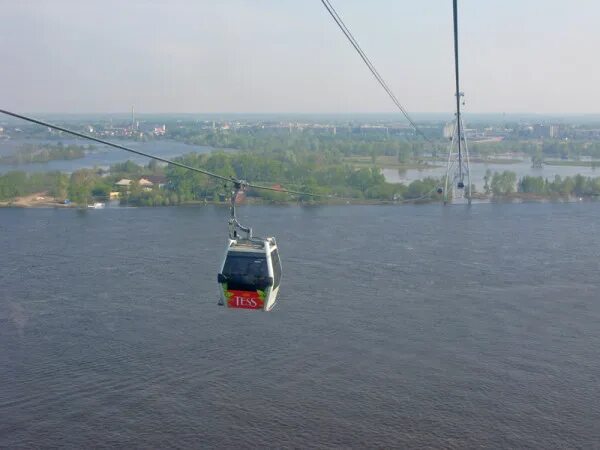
[1,193,597,209]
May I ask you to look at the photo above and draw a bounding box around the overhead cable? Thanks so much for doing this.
[452,0,463,175]
[320,0,432,143]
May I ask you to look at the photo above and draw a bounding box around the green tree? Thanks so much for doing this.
[531,149,544,168]
[68,169,97,205]
[0,171,27,200]
[50,173,69,200]
[519,176,546,194]
[490,171,517,195]
[483,169,492,194]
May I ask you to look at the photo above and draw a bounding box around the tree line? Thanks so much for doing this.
[0,151,442,205]
[481,169,600,197]
[0,143,88,165]
[4,145,600,206]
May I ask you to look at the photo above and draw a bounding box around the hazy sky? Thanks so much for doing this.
[1,0,599,114]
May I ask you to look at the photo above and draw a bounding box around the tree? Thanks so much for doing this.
[348,168,385,195]
[490,171,517,195]
[51,173,69,200]
[519,176,546,194]
[110,160,143,175]
[91,180,112,199]
[574,174,588,196]
[68,169,97,205]
[404,177,440,200]
[483,169,492,194]
[397,146,410,163]
[147,159,159,173]
[531,149,544,168]
[0,171,27,200]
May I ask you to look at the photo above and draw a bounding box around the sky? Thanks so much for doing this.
[1,0,599,115]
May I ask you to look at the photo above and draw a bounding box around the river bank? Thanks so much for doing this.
[0,193,71,208]
[2,191,597,209]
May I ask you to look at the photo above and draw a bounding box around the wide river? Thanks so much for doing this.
[1,203,599,447]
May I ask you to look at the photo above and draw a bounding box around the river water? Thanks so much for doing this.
[0,139,210,174]
[1,203,599,447]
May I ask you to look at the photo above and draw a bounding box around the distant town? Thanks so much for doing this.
[2,112,600,143]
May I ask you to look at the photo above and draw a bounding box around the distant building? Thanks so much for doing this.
[115,178,132,187]
[115,179,132,195]
[138,178,153,188]
[532,124,550,138]
[153,125,166,136]
[443,122,455,139]
[549,125,561,139]
[140,175,168,189]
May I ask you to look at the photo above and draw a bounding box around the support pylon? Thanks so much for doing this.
[444,112,471,204]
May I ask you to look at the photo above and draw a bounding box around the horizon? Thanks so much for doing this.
[4,111,600,124]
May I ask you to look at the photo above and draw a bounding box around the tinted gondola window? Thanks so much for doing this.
[222,252,269,290]
[271,249,281,287]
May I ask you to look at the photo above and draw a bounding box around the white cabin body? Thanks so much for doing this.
[218,237,281,311]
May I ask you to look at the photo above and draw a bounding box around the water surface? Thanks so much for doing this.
[1,204,599,447]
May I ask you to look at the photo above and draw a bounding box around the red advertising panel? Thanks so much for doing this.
[226,290,264,310]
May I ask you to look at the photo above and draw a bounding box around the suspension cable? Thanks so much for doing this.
[320,0,432,143]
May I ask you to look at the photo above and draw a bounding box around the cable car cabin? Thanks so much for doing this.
[218,237,282,311]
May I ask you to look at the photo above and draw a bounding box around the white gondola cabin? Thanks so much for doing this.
[218,237,282,311]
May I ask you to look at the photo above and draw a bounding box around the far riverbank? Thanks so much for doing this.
[2,191,596,209]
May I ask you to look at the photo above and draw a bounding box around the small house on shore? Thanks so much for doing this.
[115,178,132,188]
[139,175,168,189]
[114,176,168,195]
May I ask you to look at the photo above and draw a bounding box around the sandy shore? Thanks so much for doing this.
[0,192,71,208]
